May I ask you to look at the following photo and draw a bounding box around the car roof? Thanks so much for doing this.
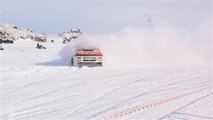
[76,48,99,51]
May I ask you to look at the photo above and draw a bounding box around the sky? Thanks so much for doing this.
[0,0,212,34]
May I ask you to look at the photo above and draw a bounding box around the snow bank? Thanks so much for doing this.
[60,19,212,67]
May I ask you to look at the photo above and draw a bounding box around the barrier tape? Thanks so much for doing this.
[99,86,212,120]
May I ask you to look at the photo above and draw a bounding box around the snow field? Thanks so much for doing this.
[0,40,212,120]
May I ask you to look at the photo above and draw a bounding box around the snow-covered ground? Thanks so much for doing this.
[0,40,212,120]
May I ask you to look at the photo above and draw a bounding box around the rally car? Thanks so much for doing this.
[71,48,103,67]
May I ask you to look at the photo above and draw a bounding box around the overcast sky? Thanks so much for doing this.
[0,0,212,34]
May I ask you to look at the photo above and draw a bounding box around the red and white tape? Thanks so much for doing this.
[99,86,212,120]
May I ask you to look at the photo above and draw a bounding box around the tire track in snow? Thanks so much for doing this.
[99,86,212,120]
[2,69,153,119]
[68,69,190,117]
[159,93,213,120]
[70,67,211,119]
[3,67,211,120]
[3,69,184,119]
[166,112,213,120]
[5,70,144,107]
[3,69,136,108]
[83,69,211,118]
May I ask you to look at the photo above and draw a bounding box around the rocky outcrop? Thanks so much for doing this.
[58,28,82,43]
[0,23,47,42]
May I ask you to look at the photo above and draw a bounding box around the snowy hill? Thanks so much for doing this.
[0,23,82,44]
[0,23,48,42]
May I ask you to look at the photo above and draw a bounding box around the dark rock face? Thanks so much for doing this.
[36,43,46,49]
[0,30,15,44]
[0,31,13,40]
[0,39,14,44]
[34,36,47,42]
[58,28,82,44]
[0,46,4,50]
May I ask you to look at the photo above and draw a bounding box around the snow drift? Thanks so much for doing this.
[60,20,212,67]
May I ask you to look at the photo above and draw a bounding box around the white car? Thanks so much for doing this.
[71,48,103,67]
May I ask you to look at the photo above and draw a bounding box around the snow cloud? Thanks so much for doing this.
[60,18,212,67]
